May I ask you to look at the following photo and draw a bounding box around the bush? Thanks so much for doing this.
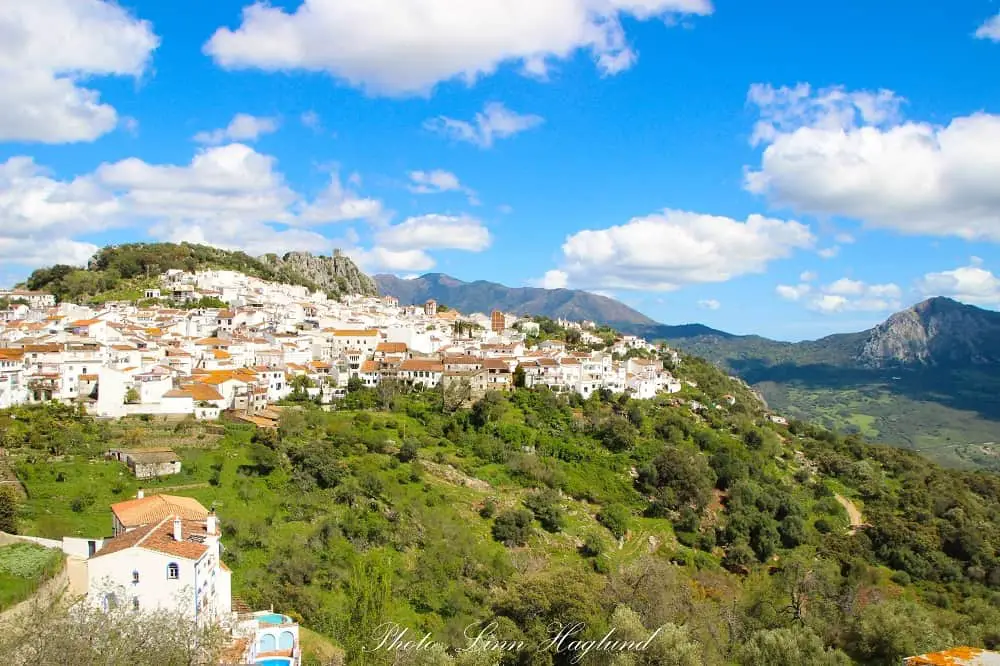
[523,489,566,533]
[492,509,534,547]
[479,498,498,519]
[0,487,19,534]
[581,532,605,558]
[597,503,630,540]
[397,440,418,463]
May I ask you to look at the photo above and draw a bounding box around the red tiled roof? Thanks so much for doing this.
[110,494,208,528]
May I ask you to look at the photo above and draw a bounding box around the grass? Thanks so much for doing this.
[0,542,64,611]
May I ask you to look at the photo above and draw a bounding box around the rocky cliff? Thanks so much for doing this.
[259,251,378,298]
[857,297,1000,367]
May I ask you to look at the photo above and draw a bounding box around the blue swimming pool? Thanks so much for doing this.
[255,659,292,666]
[257,613,292,625]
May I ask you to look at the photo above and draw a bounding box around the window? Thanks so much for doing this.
[132,570,139,583]
[167,563,179,579]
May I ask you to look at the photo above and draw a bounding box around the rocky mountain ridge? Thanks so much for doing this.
[259,250,378,298]
[857,297,1000,367]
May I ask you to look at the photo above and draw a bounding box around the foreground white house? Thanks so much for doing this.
[78,493,301,664]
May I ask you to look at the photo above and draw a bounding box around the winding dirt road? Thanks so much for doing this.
[835,494,864,532]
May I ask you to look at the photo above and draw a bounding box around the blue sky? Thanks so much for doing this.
[3,0,1000,340]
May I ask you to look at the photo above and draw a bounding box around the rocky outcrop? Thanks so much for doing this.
[259,250,377,298]
[857,297,1000,367]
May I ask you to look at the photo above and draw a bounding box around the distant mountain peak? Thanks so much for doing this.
[859,297,1000,368]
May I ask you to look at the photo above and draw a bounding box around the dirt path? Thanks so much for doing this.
[835,494,864,533]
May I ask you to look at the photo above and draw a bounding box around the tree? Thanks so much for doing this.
[341,554,394,666]
[0,486,19,533]
[0,596,230,665]
[124,388,140,404]
[397,440,418,463]
[735,627,852,666]
[347,376,364,393]
[513,365,526,388]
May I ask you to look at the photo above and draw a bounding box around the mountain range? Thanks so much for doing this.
[374,273,659,329]
[376,272,1000,467]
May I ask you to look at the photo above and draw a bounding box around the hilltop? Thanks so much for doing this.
[376,272,658,329]
[19,243,376,303]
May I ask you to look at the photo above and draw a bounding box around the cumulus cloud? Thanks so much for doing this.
[0,0,158,143]
[348,247,436,273]
[375,214,491,252]
[550,209,814,291]
[778,275,901,313]
[746,83,1000,242]
[698,299,721,310]
[194,113,280,144]
[916,259,1000,306]
[298,173,385,225]
[533,269,569,289]
[425,103,543,148]
[799,271,818,282]
[1,145,491,272]
[976,13,1000,41]
[204,0,713,96]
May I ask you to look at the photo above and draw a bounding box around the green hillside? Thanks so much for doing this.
[19,242,341,303]
[2,355,1000,665]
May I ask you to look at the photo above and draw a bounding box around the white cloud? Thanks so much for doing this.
[976,13,1000,41]
[539,270,569,289]
[194,113,280,144]
[0,0,158,143]
[698,299,721,310]
[0,237,99,268]
[776,283,811,301]
[834,232,856,244]
[817,246,840,259]
[298,173,385,225]
[425,103,543,148]
[408,169,478,204]
[376,214,491,252]
[204,0,713,96]
[348,247,436,273]
[0,144,389,268]
[809,278,900,313]
[916,261,1000,306]
[799,270,818,282]
[825,277,866,296]
[408,170,458,193]
[301,111,322,131]
[746,83,1000,242]
[552,209,814,291]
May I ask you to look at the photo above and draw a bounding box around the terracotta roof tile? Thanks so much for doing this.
[110,494,208,528]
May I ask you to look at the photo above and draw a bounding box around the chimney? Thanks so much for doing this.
[137,489,144,499]
[206,509,217,536]
[173,517,183,542]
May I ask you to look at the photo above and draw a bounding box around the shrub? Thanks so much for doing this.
[523,489,566,533]
[597,503,630,540]
[492,509,534,547]
[397,440,418,463]
[479,498,498,519]
[581,532,605,558]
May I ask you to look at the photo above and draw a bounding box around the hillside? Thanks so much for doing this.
[375,272,659,328]
[659,298,1000,466]
[4,359,1000,665]
[20,243,375,303]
